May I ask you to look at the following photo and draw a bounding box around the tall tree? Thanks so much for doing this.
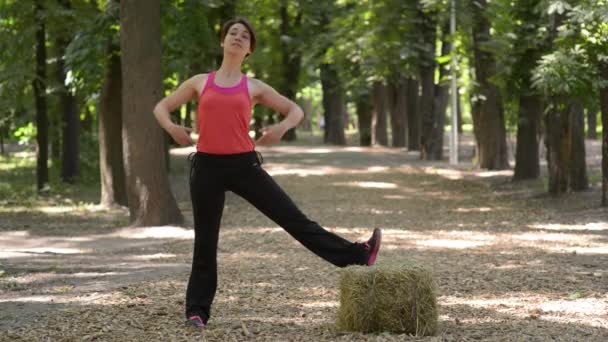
[56,0,80,183]
[533,49,591,194]
[279,0,302,141]
[570,100,588,191]
[419,7,442,159]
[388,77,407,147]
[601,62,608,205]
[318,12,346,145]
[320,62,346,145]
[98,43,126,207]
[372,82,389,146]
[494,0,546,180]
[120,0,182,225]
[430,20,452,158]
[470,0,509,169]
[355,91,373,146]
[406,78,421,150]
[587,110,597,139]
[33,0,49,192]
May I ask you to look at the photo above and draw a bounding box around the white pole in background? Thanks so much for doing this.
[449,0,459,165]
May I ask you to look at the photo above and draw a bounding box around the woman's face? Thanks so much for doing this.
[222,23,252,58]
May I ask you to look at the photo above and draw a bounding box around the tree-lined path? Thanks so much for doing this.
[1,139,607,341]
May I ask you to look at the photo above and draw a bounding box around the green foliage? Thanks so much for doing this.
[531,0,608,97]
[162,0,217,77]
[13,122,37,145]
[63,0,116,97]
[532,45,596,96]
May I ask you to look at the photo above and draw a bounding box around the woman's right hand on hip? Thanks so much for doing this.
[168,124,194,146]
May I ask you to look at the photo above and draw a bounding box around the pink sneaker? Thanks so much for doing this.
[185,315,206,329]
[364,228,382,266]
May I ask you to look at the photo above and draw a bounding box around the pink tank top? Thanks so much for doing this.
[196,72,255,154]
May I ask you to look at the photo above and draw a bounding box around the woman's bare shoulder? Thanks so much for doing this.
[187,73,210,96]
[247,77,273,97]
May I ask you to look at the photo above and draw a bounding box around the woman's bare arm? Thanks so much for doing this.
[253,79,304,145]
[153,74,206,145]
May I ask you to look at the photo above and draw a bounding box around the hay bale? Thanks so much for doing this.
[336,261,438,336]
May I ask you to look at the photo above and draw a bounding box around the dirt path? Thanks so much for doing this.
[1,140,607,341]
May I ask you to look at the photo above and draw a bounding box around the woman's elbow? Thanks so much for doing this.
[293,104,305,123]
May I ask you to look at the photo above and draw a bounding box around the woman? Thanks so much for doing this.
[153,18,382,329]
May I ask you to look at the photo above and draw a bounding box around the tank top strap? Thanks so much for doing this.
[239,74,247,88]
[202,72,216,94]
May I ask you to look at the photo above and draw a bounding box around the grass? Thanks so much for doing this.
[0,152,100,208]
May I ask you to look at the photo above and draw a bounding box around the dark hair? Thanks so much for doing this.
[220,18,257,57]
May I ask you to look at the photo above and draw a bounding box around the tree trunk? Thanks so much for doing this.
[420,63,439,159]
[457,93,463,134]
[587,109,597,139]
[545,97,570,195]
[570,101,588,191]
[406,78,420,150]
[185,102,192,129]
[514,94,542,180]
[600,62,608,206]
[471,0,509,169]
[279,1,301,142]
[320,63,346,145]
[419,9,441,160]
[120,0,182,226]
[51,120,61,161]
[429,21,452,159]
[99,42,127,208]
[300,98,313,131]
[372,82,389,146]
[56,1,80,184]
[389,77,407,147]
[356,91,373,146]
[33,0,49,192]
[0,124,5,155]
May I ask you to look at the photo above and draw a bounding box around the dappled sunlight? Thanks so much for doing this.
[109,226,193,239]
[529,222,608,232]
[441,293,608,328]
[366,166,390,172]
[332,181,398,189]
[416,239,491,249]
[0,291,135,306]
[513,232,587,243]
[5,247,86,254]
[472,170,514,178]
[128,253,177,261]
[0,226,194,260]
[453,207,493,213]
[508,231,607,254]
[2,271,130,287]
[37,205,85,214]
[266,165,333,177]
[265,164,397,177]
[222,227,282,235]
[383,194,407,200]
[422,166,515,181]
[544,246,608,255]
[225,251,280,260]
[300,300,338,308]
[258,145,405,155]
[374,229,498,251]
[423,167,465,180]
[384,228,607,255]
